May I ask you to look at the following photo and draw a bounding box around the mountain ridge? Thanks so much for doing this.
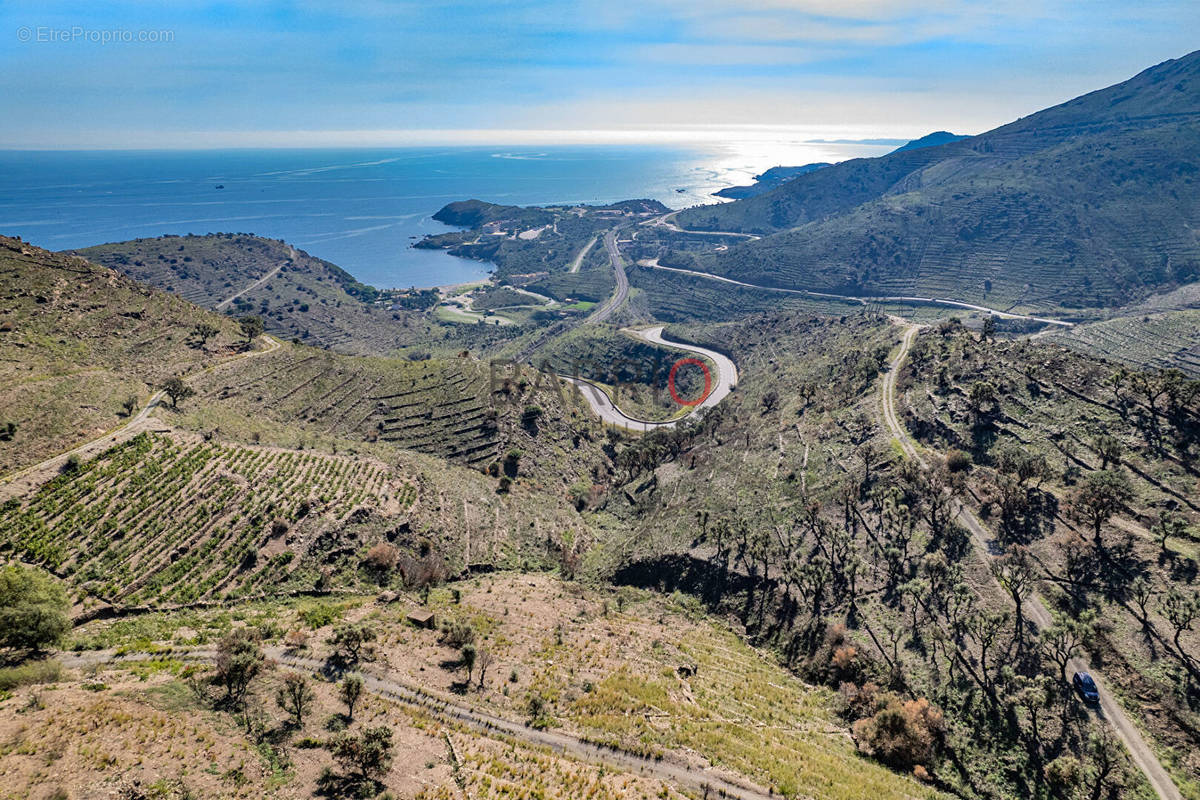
[669,50,1200,311]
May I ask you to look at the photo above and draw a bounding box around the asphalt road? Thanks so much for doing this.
[585,231,629,324]
[567,234,598,274]
[643,210,762,240]
[638,260,1074,328]
[562,326,738,431]
[879,322,1182,800]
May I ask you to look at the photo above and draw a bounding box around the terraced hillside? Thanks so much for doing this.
[569,310,1200,799]
[2,573,945,800]
[0,432,414,605]
[1048,309,1200,376]
[369,574,946,800]
[626,262,860,322]
[0,235,242,476]
[75,234,440,355]
[672,51,1200,312]
[181,343,602,476]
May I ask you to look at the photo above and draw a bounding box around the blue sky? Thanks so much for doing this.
[0,0,1196,148]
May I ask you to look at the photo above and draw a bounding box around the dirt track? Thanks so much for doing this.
[59,647,777,800]
[878,321,1182,800]
[0,335,281,502]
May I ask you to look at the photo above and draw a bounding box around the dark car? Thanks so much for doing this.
[1073,671,1100,704]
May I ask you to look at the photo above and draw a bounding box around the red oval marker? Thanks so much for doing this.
[668,358,712,406]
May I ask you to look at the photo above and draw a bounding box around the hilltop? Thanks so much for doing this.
[671,51,1200,312]
[0,235,243,475]
[711,132,966,200]
[74,234,448,356]
[888,131,967,154]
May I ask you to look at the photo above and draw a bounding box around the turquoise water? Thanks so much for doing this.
[0,143,883,288]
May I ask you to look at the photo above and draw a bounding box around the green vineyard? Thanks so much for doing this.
[0,432,414,605]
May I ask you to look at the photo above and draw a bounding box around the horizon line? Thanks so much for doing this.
[0,125,957,151]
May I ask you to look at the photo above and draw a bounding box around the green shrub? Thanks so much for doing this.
[0,565,70,651]
[300,603,341,629]
[0,659,62,691]
[945,449,972,472]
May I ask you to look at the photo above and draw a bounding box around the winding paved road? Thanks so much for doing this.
[879,323,1182,800]
[643,211,762,240]
[562,326,738,431]
[568,226,741,430]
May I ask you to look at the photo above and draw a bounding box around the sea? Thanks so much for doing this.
[0,142,891,289]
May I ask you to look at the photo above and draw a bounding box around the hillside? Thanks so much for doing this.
[0,424,602,612]
[1048,309,1200,375]
[533,327,716,421]
[673,51,1200,312]
[580,309,1200,798]
[0,235,243,476]
[0,575,943,800]
[3,285,1197,799]
[74,234,443,355]
[0,237,613,603]
[710,132,966,201]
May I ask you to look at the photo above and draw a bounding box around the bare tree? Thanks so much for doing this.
[1129,577,1155,630]
[339,673,365,720]
[476,648,495,690]
[993,547,1037,645]
[1042,613,1094,684]
[1155,510,1189,555]
[1083,731,1126,800]
[1070,470,1133,545]
[1161,588,1200,674]
[275,672,315,727]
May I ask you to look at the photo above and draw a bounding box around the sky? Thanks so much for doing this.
[0,0,1196,149]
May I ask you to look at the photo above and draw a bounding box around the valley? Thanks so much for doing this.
[1,50,1199,800]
